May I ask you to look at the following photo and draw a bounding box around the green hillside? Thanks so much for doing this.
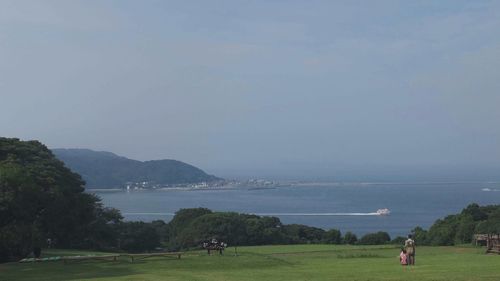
[1,245,499,281]
[52,148,221,188]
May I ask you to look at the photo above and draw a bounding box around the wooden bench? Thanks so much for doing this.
[486,245,500,254]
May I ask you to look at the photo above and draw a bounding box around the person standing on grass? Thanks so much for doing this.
[399,248,408,268]
[405,234,416,265]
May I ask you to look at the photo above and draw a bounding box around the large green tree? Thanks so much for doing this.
[0,138,121,261]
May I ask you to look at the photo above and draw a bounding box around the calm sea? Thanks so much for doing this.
[94,182,500,237]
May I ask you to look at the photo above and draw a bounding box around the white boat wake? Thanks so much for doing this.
[256,209,390,216]
[482,188,500,192]
[123,209,391,217]
[253,213,380,216]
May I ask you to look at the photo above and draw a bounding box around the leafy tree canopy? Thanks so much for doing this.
[0,138,121,261]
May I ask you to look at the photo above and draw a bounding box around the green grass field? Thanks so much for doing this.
[1,245,499,281]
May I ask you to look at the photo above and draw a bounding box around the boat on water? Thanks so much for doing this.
[376,208,391,216]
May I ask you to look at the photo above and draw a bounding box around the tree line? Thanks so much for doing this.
[1,137,499,262]
[409,203,500,246]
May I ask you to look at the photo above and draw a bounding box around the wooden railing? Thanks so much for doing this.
[19,252,184,263]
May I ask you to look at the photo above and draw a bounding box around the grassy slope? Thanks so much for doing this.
[1,245,499,281]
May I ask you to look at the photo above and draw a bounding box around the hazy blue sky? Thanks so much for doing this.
[1,1,499,180]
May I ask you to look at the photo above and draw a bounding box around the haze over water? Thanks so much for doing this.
[96,182,500,237]
[2,1,500,239]
[2,1,500,182]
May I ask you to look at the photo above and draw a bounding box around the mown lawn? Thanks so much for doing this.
[0,245,499,281]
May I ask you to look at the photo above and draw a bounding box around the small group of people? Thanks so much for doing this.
[202,238,227,255]
[399,234,416,267]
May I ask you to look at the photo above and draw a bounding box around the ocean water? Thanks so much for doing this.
[94,182,500,237]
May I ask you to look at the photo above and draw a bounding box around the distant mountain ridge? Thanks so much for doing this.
[52,148,221,189]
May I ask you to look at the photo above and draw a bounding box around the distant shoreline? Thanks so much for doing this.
[86,180,500,192]
[87,186,242,192]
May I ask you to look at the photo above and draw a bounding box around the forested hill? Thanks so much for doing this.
[52,148,221,189]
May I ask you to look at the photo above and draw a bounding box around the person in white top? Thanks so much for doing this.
[404,234,416,265]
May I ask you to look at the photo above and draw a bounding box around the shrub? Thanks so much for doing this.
[323,229,342,244]
[390,236,406,245]
[118,222,161,253]
[358,231,391,245]
[343,231,358,244]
